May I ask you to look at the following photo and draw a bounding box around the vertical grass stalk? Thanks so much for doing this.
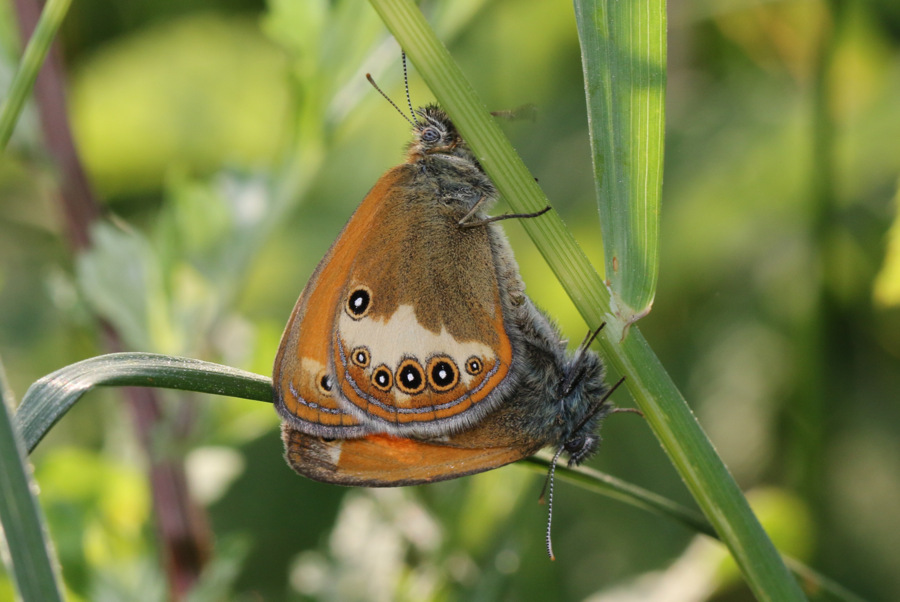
[0,0,72,149]
[367,0,806,598]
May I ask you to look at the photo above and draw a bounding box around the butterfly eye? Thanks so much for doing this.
[465,356,484,376]
[396,359,426,395]
[351,347,371,368]
[371,365,393,392]
[564,434,599,466]
[346,287,372,319]
[427,357,459,392]
[421,127,440,143]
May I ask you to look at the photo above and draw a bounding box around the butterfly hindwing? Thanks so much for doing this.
[282,401,542,486]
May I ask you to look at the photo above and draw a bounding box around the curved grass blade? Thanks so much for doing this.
[574,0,665,325]
[10,347,854,601]
[15,353,273,454]
[0,359,65,602]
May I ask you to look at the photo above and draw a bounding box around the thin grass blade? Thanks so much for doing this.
[0,0,72,149]
[574,0,665,325]
[15,353,273,454]
[0,359,65,602]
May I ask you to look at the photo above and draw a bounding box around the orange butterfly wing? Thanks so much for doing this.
[271,170,410,437]
[327,166,515,434]
[275,163,517,438]
[282,409,542,486]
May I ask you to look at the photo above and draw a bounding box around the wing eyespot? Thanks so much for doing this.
[346,286,372,320]
[465,356,484,376]
[316,372,335,395]
[371,365,393,392]
[351,346,371,368]
[427,356,459,392]
[396,359,426,395]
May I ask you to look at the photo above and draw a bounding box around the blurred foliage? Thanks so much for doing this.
[2,0,900,600]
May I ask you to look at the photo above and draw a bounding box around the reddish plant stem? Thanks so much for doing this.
[12,1,211,598]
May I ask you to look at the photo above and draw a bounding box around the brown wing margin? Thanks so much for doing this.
[282,427,538,487]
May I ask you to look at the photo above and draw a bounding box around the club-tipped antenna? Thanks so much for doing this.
[539,375,637,562]
[366,72,415,127]
[539,446,566,561]
[401,51,416,123]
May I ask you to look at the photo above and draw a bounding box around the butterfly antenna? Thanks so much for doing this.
[366,73,415,127]
[401,51,417,123]
[540,446,565,561]
[571,376,628,437]
[560,323,606,398]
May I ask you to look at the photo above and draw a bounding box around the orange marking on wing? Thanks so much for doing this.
[335,435,532,484]
[283,427,535,486]
[275,167,412,428]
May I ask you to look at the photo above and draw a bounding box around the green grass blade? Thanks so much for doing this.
[0,0,72,150]
[0,359,65,602]
[521,456,714,538]
[574,0,665,323]
[522,457,864,602]
[366,1,805,599]
[11,347,849,600]
[15,353,273,454]
[367,2,610,331]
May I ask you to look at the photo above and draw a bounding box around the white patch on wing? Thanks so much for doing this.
[300,357,325,379]
[338,303,494,395]
[326,439,343,465]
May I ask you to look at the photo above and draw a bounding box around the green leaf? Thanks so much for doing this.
[574,0,665,323]
[14,353,272,454]
[0,358,65,602]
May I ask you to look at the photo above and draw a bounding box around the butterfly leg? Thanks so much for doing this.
[458,204,551,229]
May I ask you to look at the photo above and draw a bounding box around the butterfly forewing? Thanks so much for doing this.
[271,170,404,438]
[326,165,515,435]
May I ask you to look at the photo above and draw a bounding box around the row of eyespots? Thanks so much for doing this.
[349,347,485,395]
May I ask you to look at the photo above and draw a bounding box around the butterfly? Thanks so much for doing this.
[272,68,621,544]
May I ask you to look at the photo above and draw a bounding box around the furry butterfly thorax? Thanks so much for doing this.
[273,103,612,487]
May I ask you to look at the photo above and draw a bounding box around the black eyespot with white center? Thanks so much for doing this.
[346,286,372,319]
[465,356,484,376]
[351,347,370,368]
[317,372,334,395]
[427,356,459,392]
[371,365,393,392]
[396,359,426,395]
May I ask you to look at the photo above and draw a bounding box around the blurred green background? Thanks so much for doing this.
[2,0,900,600]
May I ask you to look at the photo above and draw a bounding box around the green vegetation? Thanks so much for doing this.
[2,0,899,600]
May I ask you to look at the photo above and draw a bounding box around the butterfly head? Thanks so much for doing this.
[407,105,475,164]
[555,349,614,467]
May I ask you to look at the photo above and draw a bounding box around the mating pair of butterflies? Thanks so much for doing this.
[273,97,615,489]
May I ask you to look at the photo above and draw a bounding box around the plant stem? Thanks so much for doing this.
[367,0,806,598]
